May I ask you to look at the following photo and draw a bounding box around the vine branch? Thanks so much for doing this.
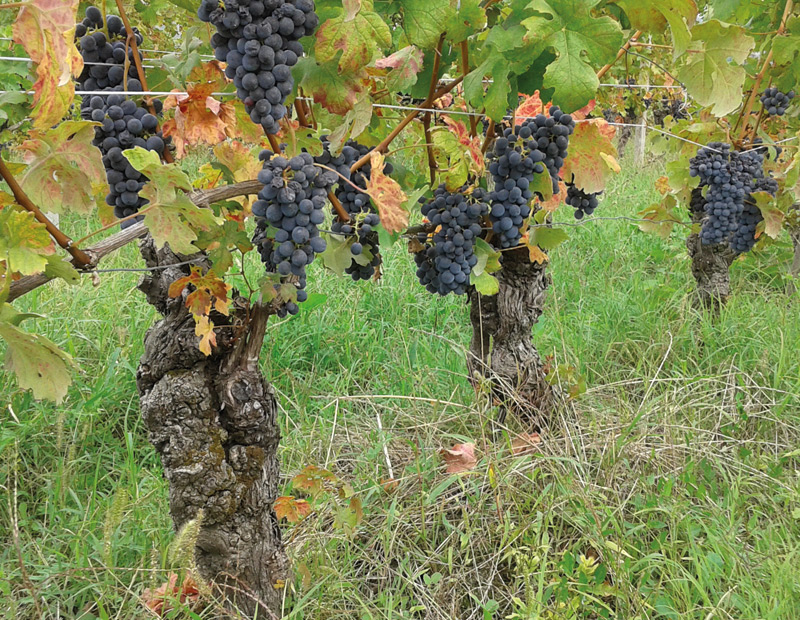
[0,157,92,267]
[597,30,643,80]
[7,180,264,302]
[113,0,174,164]
[736,0,794,144]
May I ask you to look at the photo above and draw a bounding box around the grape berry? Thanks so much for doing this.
[760,87,795,116]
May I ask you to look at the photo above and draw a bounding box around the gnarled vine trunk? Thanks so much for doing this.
[468,246,554,428]
[136,237,287,618]
[686,186,737,310]
[788,203,800,296]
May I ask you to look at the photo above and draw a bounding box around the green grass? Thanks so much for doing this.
[2,156,800,619]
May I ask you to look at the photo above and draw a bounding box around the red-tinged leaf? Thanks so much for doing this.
[142,573,201,617]
[12,0,83,130]
[168,266,231,317]
[194,315,216,356]
[375,46,424,92]
[292,465,339,497]
[295,56,367,115]
[515,91,545,123]
[0,208,53,276]
[274,496,312,523]
[214,141,262,184]
[365,151,408,234]
[560,120,619,194]
[161,64,233,158]
[571,99,597,121]
[381,478,399,493]
[19,121,106,215]
[440,442,477,474]
[0,322,74,404]
[316,6,391,74]
[510,432,542,456]
[540,180,568,213]
[442,116,484,174]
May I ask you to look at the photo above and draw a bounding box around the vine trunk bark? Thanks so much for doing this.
[468,246,554,428]
[788,203,800,296]
[686,186,737,310]
[135,237,287,618]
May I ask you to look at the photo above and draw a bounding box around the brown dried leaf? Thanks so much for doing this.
[510,432,542,456]
[440,442,477,473]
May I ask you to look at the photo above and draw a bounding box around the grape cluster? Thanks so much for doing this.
[730,153,778,253]
[485,107,574,248]
[565,183,601,219]
[414,185,487,296]
[319,142,387,281]
[690,143,777,252]
[487,129,539,248]
[252,152,337,316]
[198,0,318,134]
[521,107,575,193]
[75,7,168,228]
[760,87,795,116]
[690,143,747,245]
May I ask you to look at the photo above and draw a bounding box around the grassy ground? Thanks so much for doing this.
[1,158,799,619]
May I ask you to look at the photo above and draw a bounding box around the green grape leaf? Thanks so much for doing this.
[676,20,755,117]
[751,191,784,239]
[19,121,107,215]
[464,57,511,121]
[614,0,698,58]
[44,255,80,285]
[327,96,373,153]
[399,0,454,49]
[0,208,52,276]
[472,237,502,277]
[445,0,486,43]
[125,147,220,255]
[531,226,569,250]
[470,270,499,296]
[521,0,624,112]
[316,2,391,73]
[294,56,367,115]
[193,220,253,276]
[0,321,74,403]
[320,233,356,276]
[638,195,681,239]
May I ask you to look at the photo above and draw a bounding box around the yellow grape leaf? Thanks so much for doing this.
[168,266,231,317]
[19,121,106,215]
[0,208,53,276]
[274,496,312,523]
[12,0,83,130]
[0,322,74,403]
[194,314,216,356]
[365,151,408,234]
[528,243,549,265]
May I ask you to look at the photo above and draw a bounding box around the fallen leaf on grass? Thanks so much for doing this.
[440,442,477,473]
[510,432,542,456]
[142,573,200,616]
